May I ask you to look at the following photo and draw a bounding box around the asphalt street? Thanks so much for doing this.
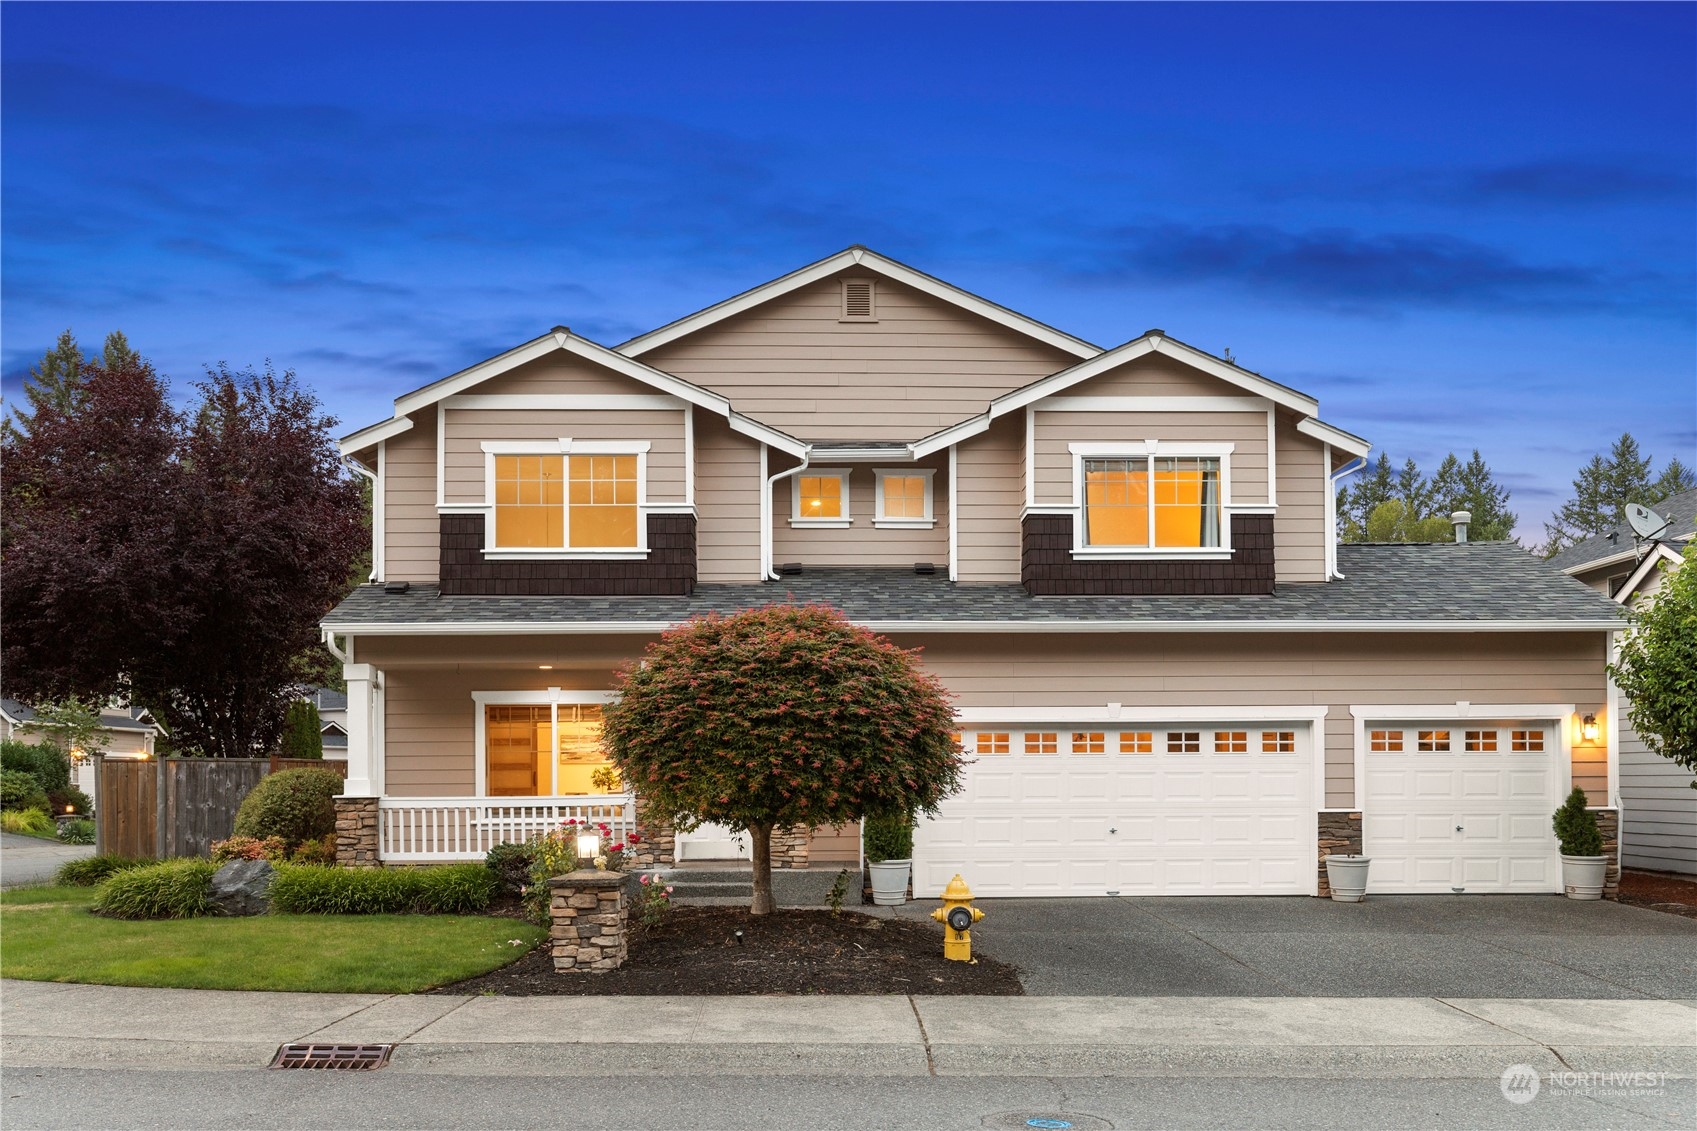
[0,831,90,888]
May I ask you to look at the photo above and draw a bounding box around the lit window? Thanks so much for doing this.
[1464,730,1497,753]
[493,452,639,550]
[1084,456,1221,548]
[1511,729,1544,752]
[1214,731,1248,753]
[949,732,965,752]
[1370,730,1403,752]
[876,472,931,521]
[1262,731,1296,753]
[1167,731,1201,754]
[1024,732,1058,755]
[1417,730,1451,752]
[494,455,564,548]
[976,732,1010,755]
[485,704,552,797]
[567,454,638,548]
[1119,731,1153,754]
[1071,732,1106,755]
[795,472,848,522]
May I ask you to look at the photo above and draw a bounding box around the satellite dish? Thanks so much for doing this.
[1626,503,1671,541]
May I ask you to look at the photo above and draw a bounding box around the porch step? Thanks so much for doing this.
[650,866,849,909]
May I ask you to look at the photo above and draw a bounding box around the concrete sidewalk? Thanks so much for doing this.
[3,980,1692,1080]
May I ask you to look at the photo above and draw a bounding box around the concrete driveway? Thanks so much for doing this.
[0,830,92,888]
[897,895,1697,999]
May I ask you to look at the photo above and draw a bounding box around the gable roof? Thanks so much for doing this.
[0,699,162,734]
[1548,487,1697,574]
[1608,542,1686,604]
[910,330,1370,458]
[339,328,808,458]
[614,246,1101,361]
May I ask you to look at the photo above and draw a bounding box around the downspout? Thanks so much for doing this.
[764,449,812,580]
[343,455,380,583]
[1327,452,1367,580]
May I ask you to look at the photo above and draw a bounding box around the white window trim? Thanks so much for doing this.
[1068,442,1235,558]
[789,467,853,528]
[839,277,877,322]
[873,468,936,528]
[478,439,652,558]
[471,689,617,799]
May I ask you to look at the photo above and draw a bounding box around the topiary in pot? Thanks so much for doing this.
[1552,786,1607,900]
[864,812,916,906]
[233,767,343,851]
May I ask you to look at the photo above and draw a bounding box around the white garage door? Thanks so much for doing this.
[1363,722,1561,893]
[913,723,1316,897]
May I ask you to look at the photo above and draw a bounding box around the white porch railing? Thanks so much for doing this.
[377,795,636,862]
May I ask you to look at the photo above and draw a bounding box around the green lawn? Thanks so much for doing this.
[0,888,545,992]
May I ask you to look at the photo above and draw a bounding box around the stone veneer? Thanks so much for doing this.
[629,795,676,869]
[334,797,380,868]
[1020,512,1276,596]
[1316,810,1363,898]
[549,869,628,973]
[1594,807,1622,900]
[771,826,810,869]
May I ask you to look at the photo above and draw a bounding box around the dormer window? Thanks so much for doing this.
[1070,442,1232,556]
[482,440,649,556]
[791,469,851,527]
[840,278,877,322]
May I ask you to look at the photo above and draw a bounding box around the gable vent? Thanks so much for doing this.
[841,278,876,321]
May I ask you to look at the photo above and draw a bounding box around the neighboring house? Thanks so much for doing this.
[1,698,164,798]
[1550,487,1697,875]
[321,247,1623,896]
[301,688,350,761]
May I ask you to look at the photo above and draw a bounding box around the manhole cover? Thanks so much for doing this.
[982,1113,1114,1130]
[269,1043,395,1070]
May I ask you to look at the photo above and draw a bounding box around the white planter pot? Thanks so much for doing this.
[868,859,912,906]
[1324,854,1371,903]
[1561,854,1607,900]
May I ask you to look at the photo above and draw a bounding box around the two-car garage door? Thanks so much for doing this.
[914,722,1316,897]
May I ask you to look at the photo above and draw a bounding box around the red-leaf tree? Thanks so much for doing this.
[2,358,365,758]
[600,604,965,915]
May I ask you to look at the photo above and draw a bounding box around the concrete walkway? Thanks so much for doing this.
[0,831,91,888]
[3,980,1692,1080]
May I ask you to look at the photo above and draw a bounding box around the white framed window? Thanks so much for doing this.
[1068,442,1233,558]
[790,468,852,527]
[471,689,618,798]
[480,440,650,558]
[839,277,877,322]
[873,469,935,527]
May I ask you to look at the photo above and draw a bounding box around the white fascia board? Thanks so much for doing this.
[911,416,989,459]
[338,415,414,456]
[320,617,1624,636]
[956,705,1328,724]
[443,394,685,411]
[728,412,808,457]
[1348,703,1576,721]
[616,247,1099,360]
[1295,416,1371,458]
[1561,546,1639,577]
[1613,544,1683,604]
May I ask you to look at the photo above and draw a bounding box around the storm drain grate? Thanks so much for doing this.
[269,1043,395,1071]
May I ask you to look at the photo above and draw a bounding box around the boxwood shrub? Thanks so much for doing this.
[232,767,342,849]
[93,860,217,919]
[0,769,50,815]
[0,740,71,795]
[268,863,497,915]
[57,854,155,887]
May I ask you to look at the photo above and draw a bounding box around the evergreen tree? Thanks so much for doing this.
[4,330,84,441]
[279,699,324,760]
[1449,449,1518,541]
[101,331,139,371]
[1395,457,1435,518]
[1652,457,1696,502]
[1339,448,1516,543]
[1545,432,1678,553]
[1338,453,1396,541]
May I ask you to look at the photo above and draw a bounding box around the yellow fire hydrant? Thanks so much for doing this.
[930,874,984,961]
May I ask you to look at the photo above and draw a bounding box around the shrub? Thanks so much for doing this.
[863,813,914,863]
[485,840,537,897]
[233,767,342,849]
[0,740,71,795]
[93,860,216,919]
[290,834,337,865]
[47,787,94,817]
[635,872,673,928]
[1553,787,1604,856]
[211,835,288,863]
[57,818,96,845]
[2,808,54,836]
[268,863,496,915]
[57,854,154,886]
[279,699,324,760]
[0,769,50,814]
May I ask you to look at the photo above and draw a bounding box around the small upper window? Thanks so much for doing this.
[840,278,877,321]
[874,470,934,526]
[489,447,642,552]
[1083,456,1221,549]
[792,470,851,526]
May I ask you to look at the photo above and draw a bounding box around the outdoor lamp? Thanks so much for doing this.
[1581,714,1599,743]
[576,832,601,860]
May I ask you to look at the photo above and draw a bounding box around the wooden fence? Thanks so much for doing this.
[94,756,338,859]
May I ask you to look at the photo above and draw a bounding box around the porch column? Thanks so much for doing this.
[342,663,380,797]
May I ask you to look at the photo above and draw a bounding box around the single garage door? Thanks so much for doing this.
[913,723,1316,897]
[1363,721,1561,893]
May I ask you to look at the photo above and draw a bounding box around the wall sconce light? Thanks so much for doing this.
[575,832,601,860]
[1581,713,1599,743]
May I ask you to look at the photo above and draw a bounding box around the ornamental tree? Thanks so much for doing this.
[1610,542,1697,791]
[600,604,964,915]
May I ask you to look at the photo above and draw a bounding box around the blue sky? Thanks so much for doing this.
[4,2,1693,537]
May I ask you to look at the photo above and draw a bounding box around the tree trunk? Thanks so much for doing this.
[749,821,775,916]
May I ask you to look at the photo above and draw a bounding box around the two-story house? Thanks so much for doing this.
[322,247,1623,898]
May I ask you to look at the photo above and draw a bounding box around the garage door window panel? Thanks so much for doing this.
[1119,731,1154,754]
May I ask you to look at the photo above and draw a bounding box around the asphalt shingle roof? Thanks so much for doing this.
[324,542,1621,631]
[1546,488,1697,573]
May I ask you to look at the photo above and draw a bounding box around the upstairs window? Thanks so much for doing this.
[567,455,638,548]
[1083,456,1222,549]
[495,455,564,548]
[874,469,935,526]
[487,443,645,552]
[792,469,851,526]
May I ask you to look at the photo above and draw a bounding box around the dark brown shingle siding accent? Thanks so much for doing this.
[439,513,697,596]
[1021,513,1275,595]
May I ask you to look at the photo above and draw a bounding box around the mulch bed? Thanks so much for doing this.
[1616,869,1697,919]
[434,906,1024,996]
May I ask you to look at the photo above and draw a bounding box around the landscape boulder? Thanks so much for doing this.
[209,859,276,916]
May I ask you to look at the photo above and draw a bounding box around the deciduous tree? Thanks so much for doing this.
[601,605,964,915]
[1610,543,1697,791]
[1339,449,1516,542]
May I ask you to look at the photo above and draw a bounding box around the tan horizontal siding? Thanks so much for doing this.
[694,409,761,582]
[771,459,948,569]
[442,408,686,505]
[472,354,665,397]
[808,822,861,865]
[1274,411,1328,583]
[1032,410,1269,506]
[640,274,1077,441]
[953,414,1023,582]
[1060,354,1257,399]
[383,418,439,583]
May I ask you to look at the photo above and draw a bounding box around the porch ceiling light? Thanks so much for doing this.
[1581,713,1599,743]
[538,664,554,670]
[576,832,601,860]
